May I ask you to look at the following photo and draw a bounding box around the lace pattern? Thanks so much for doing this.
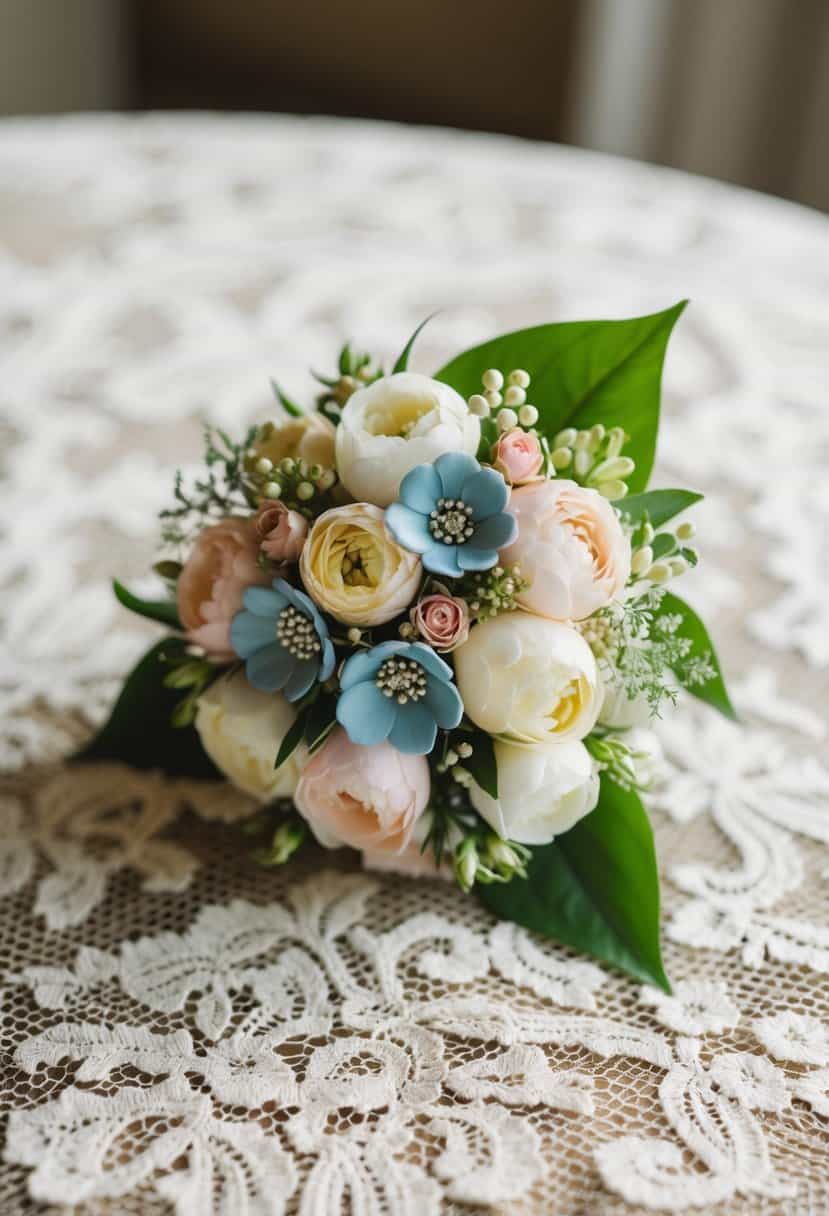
[1,113,828,1214]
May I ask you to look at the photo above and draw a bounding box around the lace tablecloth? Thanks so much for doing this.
[1,113,828,1216]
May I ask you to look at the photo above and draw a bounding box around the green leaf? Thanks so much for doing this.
[275,709,308,771]
[657,591,736,720]
[304,694,337,754]
[618,489,703,529]
[437,302,687,491]
[73,639,220,779]
[463,730,498,799]
[113,580,182,630]
[393,314,438,374]
[270,379,304,417]
[479,775,670,990]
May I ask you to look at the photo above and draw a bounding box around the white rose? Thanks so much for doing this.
[453,612,602,744]
[195,670,305,802]
[335,372,480,507]
[469,738,599,845]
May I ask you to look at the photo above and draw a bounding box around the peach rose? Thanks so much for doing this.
[254,500,308,562]
[294,727,430,854]
[492,429,544,485]
[176,517,270,661]
[500,479,631,621]
[410,592,470,653]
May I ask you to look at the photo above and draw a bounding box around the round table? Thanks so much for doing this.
[1,114,828,1216]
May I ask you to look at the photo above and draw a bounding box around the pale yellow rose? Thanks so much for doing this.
[252,412,336,471]
[299,503,422,626]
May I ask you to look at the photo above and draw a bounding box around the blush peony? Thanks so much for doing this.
[177,517,270,661]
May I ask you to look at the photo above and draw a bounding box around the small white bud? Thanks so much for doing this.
[468,393,490,417]
[399,621,415,639]
[574,448,592,477]
[551,447,572,469]
[590,423,606,444]
[453,766,472,787]
[507,368,531,388]
[554,427,577,448]
[317,468,337,491]
[518,404,538,427]
[503,385,526,406]
[606,426,626,458]
[445,749,459,767]
[669,557,688,577]
[631,546,653,576]
[255,457,273,475]
[482,368,504,391]
[296,481,315,501]
[642,522,655,544]
[485,390,503,409]
[676,521,695,540]
[591,456,636,482]
[347,627,362,644]
[457,741,473,758]
[597,479,628,500]
[279,457,296,475]
[263,480,283,499]
[497,408,518,432]
[648,561,671,583]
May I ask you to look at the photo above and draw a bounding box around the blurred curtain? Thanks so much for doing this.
[567,0,829,212]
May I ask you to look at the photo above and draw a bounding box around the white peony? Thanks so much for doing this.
[195,670,305,802]
[453,612,602,744]
[335,372,480,507]
[469,738,599,845]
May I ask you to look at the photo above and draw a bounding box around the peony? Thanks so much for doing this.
[335,372,480,507]
[500,479,631,621]
[294,726,430,853]
[410,591,470,653]
[299,502,422,626]
[469,738,599,845]
[254,500,308,563]
[453,611,602,744]
[177,517,270,661]
[252,412,336,472]
[195,670,305,801]
[492,429,544,485]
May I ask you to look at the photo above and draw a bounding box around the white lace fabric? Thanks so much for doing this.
[1,113,828,1215]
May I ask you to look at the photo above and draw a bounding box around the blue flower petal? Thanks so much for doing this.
[389,702,437,755]
[422,543,464,578]
[424,676,464,729]
[339,641,404,691]
[319,637,336,683]
[471,511,518,550]
[461,466,510,519]
[408,642,453,682]
[457,545,498,572]
[336,681,397,745]
[243,586,287,617]
[435,452,479,500]
[399,463,442,514]
[284,658,319,702]
[246,642,292,693]
[230,611,276,659]
[385,503,433,553]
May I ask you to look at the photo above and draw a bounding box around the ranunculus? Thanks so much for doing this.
[254,500,308,562]
[500,479,631,621]
[491,429,544,485]
[299,502,421,626]
[194,670,305,801]
[335,372,480,507]
[177,517,270,661]
[468,738,599,845]
[252,412,336,472]
[411,591,470,653]
[294,726,430,854]
[453,611,602,744]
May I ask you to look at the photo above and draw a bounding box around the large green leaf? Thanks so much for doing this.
[74,638,220,779]
[658,591,736,721]
[436,302,687,491]
[618,489,702,529]
[479,776,670,990]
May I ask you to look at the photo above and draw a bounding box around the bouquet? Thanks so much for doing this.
[80,304,734,990]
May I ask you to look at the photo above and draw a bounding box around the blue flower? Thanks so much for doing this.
[231,578,335,703]
[385,451,518,579]
[336,640,463,754]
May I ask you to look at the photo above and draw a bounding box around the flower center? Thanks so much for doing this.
[375,657,428,705]
[276,604,321,661]
[428,498,475,545]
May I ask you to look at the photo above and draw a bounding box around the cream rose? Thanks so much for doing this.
[335,372,480,507]
[195,670,305,802]
[252,412,336,472]
[299,502,422,626]
[454,612,602,744]
[469,738,599,845]
[294,727,430,853]
[500,479,631,621]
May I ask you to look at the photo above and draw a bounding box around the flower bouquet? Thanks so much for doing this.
[80,304,734,989]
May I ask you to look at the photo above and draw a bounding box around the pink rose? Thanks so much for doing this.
[254,500,308,562]
[411,592,470,653]
[500,479,631,621]
[294,727,430,854]
[492,429,544,485]
[176,517,270,661]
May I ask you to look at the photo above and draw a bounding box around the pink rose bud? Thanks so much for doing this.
[177,517,270,661]
[492,428,544,485]
[254,500,309,562]
[411,592,470,653]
